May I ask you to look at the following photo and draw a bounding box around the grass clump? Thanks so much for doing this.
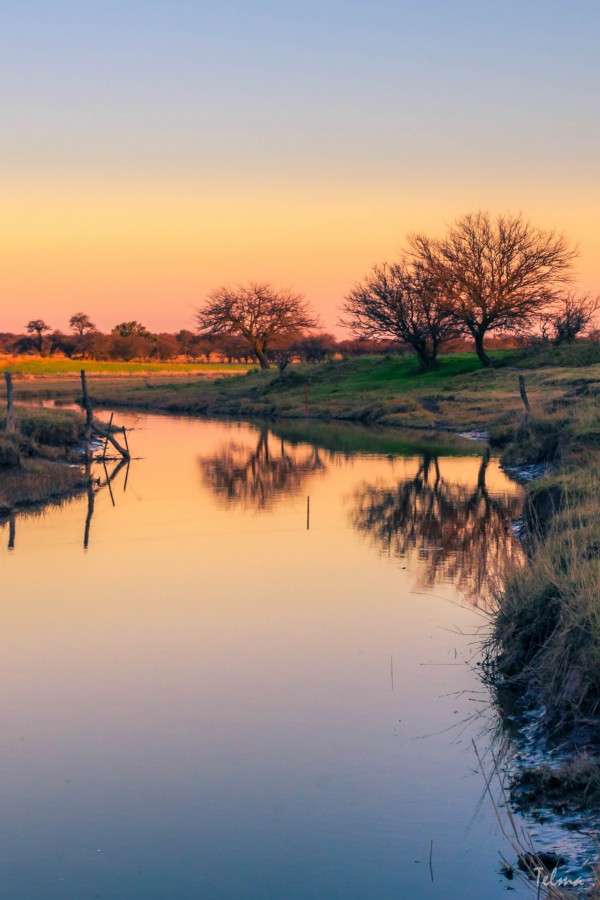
[510,341,600,369]
[0,459,85,518]
[0,407,86,517]
[0,407,84,448]
[501,414,572,466]
[513,754,600,813]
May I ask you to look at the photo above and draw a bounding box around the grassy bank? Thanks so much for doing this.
[9,347,600,437]
[489,454,600,727]
[481,366,600,855]
[487,357,600,727]
[0,407,86,518]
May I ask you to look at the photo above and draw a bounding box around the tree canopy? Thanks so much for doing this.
[409,211,577,366]
[341,258,457,367]
[195,282,319,369]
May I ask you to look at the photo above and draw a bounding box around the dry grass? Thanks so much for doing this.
[489,463,600,725]
[513,754,600,813]
[0,407,86,516]
[0,457,85,517]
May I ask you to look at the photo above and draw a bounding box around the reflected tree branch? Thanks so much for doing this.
[352,452,524,606]
[200,427,325,509]
[83,457,131,550]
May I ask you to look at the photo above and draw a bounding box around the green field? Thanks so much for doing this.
[0,357,248,376]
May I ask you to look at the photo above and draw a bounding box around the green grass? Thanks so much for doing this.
[0,357,247,375]
[508,341,600,369]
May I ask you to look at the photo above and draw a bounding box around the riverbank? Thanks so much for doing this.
[0,408,86,519]
[8,346,600,436]
[484,386,600,891]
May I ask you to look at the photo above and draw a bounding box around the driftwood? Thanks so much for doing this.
[80,370,130,460]
[92,420,130,459]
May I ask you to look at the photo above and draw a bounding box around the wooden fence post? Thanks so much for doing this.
[518,375,531,414]
[4,372,15,433]
[80,370,93,459]
[80,369,130,460]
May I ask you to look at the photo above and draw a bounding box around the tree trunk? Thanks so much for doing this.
[474,332,490,367]
[414,343,434,369]
[254,346,270,370]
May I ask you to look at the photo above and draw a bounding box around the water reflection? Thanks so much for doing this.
[352,450,524,605]
[200,426,325,508]
[0,414,534,899]
[7,512,15,550]
[83,457,130,550]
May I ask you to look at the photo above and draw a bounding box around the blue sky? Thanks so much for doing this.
[0,0,598,330]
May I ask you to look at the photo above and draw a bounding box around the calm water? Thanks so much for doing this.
[0,414,530,899]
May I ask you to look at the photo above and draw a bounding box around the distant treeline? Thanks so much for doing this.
[0,316,524,365]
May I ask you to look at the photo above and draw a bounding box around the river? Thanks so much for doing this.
[0,412,531,899]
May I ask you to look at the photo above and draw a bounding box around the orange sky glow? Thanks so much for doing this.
[1,2,598,336]
[1,173,598,336]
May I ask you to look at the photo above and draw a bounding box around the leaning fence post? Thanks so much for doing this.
[518,375,531,415]
[4,372,15,433]
[80,370,93,459]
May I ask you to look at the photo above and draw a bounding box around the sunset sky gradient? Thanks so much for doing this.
[1,0,598,333]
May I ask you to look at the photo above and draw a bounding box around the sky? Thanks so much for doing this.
[0,0,598,334]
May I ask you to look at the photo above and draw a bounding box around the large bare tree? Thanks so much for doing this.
[410,211,577,366]
[196,282,319,370]
[341,259,457,368]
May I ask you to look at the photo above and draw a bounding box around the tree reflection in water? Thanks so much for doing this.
[352,451,524,606]
[200,427,325,509]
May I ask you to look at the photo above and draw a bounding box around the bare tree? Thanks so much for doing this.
[69,312,96,337]
[341,258,457,368]
[69,312,97,359]
[293,333,337,363]
[195,282,319,370]
[410,211,577,366]
[546,292,600,345]
[25,319,51,354]
[268,332,299,376]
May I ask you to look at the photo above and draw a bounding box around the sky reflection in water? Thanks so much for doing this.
[0,414,529,899]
